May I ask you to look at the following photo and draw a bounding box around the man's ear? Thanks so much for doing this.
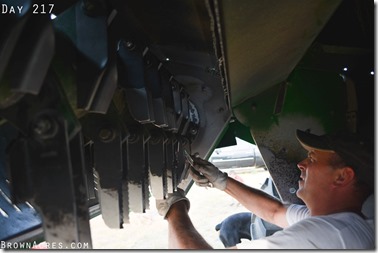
[334,167,355,187]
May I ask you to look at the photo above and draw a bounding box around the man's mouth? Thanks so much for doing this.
[298,176,304,188]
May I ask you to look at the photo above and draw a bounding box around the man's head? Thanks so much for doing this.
[295,129,374,207]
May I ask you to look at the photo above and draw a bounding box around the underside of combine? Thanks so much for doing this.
[0,0,374,248]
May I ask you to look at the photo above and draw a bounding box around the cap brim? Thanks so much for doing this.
[296,130,335,152]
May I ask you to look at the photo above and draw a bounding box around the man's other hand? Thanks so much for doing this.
[189,156,228,190]
[156,188,190,219]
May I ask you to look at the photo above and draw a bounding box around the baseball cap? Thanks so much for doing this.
[296,129,375,190]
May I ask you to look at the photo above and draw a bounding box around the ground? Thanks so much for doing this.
[90,167,270,249]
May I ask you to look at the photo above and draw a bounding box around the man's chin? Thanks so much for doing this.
[296,188,303,199]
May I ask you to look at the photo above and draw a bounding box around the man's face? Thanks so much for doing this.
[296,150,340,203]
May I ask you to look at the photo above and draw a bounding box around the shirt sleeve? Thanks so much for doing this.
[236,205,312,249]
[286,204,310,225]
[237,217,336,249]
[236,224,318,249]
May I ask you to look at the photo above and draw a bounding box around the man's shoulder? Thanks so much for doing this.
[286,204,309,225]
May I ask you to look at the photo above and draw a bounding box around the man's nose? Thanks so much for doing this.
[297,160,306,171]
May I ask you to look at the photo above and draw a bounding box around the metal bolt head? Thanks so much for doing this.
[33,119,51,135]
[32,116,58,140]
[128,132,139,143]
[98,128,115,142]
[124,41,135,51]
[190,128,198,135]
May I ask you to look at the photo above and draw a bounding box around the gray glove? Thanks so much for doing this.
[189,156,228,190]
[155,188,190,219]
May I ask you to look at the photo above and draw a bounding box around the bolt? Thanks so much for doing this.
[124,41,135,51]
[190,128,198,136]
[99,127,114,142]
[33,119,51,135]
[128,132,139,143]
[32,116,58,139]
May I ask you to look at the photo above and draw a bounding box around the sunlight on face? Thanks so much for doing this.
[296,150,339,203]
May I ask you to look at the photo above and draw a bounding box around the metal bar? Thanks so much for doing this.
[148,130,165,199]
[126,127,146,213]
[121,141,129,224]
[165,135,175,193]
[92,121,123,228]
[27,112,82,247]
[69,132,93,246]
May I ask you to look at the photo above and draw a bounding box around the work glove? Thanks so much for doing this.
[156,188,190,219]
[189,156,228,190]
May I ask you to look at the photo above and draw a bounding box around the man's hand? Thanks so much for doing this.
[156,188,190,219]
[189,156,228,190]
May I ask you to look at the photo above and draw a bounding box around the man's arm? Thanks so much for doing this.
[156,189,212,249]
[224,177,289,228]
[189,157,289,228]
[166,201,213,249]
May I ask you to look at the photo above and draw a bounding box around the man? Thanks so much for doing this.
[156,129,375,249]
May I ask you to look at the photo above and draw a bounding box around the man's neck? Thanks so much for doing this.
[307,192,364,217]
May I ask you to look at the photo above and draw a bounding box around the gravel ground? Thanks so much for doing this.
[90,167,270,249]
